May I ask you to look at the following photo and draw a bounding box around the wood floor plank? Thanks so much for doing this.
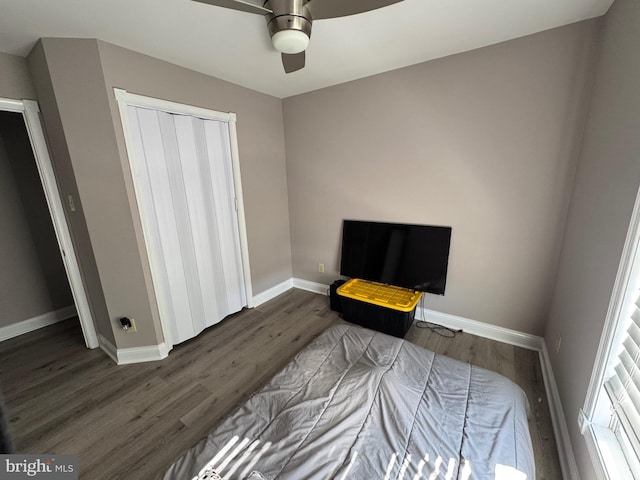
[0,289,562,479]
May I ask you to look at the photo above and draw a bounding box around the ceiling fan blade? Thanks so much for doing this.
[282,51,305,73]
[192,0,272,15]
[305,0,404,20]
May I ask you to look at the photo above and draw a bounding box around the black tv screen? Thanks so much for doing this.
[340,220,452,295]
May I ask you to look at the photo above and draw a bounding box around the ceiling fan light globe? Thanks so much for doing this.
[272,30,309,54]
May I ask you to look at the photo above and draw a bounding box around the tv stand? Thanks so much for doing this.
[337,279,422,338]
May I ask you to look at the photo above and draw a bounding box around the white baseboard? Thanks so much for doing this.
[417,307,544,351]
[98,334,119,363]
[256,278,543,351]
[98,334,171,365]
[539,342,580,479]
[263,279,542,350]
[0,305,77,342]
[252,278,328,306]
[252,278,294,307]
[117,342,171,365]
[292,278,329,295]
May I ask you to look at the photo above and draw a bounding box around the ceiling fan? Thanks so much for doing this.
[192,0,405,73]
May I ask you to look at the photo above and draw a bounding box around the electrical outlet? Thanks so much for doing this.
[126,318,137,333]
[555,334,562,353]
[318,263,325,273]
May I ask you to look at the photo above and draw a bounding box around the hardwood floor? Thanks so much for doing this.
[0,289,562,479]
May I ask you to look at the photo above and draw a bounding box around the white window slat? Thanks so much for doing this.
[605,377,640,455]
[621,341,640,385]
[606,297,640,464]
[612,360,640,404]
[629,321,640,347]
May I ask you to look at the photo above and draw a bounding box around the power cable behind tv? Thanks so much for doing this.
[415,296,462,338]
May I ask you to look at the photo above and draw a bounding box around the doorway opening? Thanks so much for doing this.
[0,98,97,348]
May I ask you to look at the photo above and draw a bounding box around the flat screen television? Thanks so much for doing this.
[340,220,452,295]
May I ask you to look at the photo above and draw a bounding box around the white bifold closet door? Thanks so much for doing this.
[126,106,247,346]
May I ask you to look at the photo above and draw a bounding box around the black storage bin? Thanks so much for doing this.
[340,297,415,338]
[329,279,346,313]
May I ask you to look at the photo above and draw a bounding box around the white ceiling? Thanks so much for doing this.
[0,0,614,98]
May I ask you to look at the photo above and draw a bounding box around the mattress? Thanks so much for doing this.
[161,324,535,480]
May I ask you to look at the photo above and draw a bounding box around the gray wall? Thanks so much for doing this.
[283,20,601,335]
[544,0,640,477]
[0,111,72,328]
[28,38,292,349]
[28,40,116,345]
[30,38,163,349]
[0,52,37,101]
[96,40,292,303]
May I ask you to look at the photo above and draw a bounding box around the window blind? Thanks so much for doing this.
[604,290,640,462]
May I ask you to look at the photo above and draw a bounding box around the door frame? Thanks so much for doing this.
[0,97,98,348]
[114,89,254,349]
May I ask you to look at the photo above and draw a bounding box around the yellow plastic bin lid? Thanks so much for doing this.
[337,278,422,312]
